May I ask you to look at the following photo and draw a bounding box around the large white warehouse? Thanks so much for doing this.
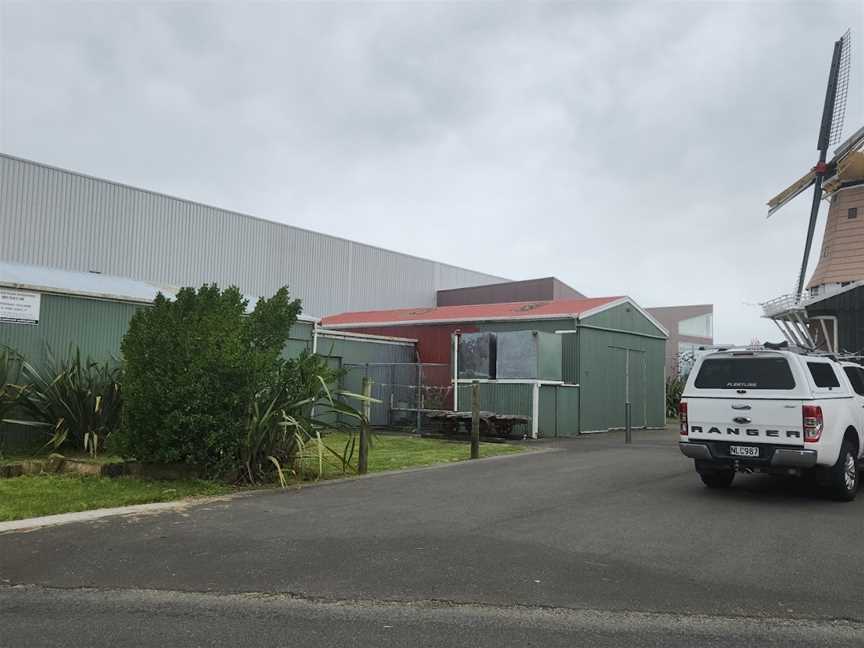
[0,154,504,317]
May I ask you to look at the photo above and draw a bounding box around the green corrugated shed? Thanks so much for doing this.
[456,300,667,437]
[573,302,667,432]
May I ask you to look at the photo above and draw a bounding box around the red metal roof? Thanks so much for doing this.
[321,296,624,328]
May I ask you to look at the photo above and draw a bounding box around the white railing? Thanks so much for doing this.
[761,293,807,318]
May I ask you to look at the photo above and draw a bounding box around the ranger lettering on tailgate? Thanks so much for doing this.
[691,426,801,439]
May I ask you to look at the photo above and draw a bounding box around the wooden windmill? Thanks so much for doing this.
[762,30,864,353]
[767,30,859,298]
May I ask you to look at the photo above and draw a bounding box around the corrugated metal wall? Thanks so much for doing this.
[456,382,533,437]
[0,294,141,367]
[454,382,580,438]
[538,384,580,437]
[577,303,666,432]
[0,154,504,318]
[317,335,416,427]
[345,324,479,365]
[555,386,580,437]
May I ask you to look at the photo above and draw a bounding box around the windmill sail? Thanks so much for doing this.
[766,168,817,217]
[796,29,852,297]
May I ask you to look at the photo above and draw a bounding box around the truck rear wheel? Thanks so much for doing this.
[828,440,858,502]
[699,469,735,489]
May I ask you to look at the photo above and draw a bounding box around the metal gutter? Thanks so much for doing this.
[0,281,156,306]
[322,311,607,329]
[316,328,417,346]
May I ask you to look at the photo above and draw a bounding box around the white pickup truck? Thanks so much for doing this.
[678,349,864,501]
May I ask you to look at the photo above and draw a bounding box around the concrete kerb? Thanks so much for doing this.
[0,445,556,534]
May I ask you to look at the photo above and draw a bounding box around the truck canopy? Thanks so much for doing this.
[684,350,850,400]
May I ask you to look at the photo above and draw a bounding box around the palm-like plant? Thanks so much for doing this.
[666,375,686,419]
[239,352,378,485]
[16,347,123,456]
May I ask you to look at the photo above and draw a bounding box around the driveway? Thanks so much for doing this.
[2,428,863,646]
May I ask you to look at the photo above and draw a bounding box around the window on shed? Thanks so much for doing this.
[694,357,795,390]
[807,362,840,388]
[849,207,858,219]
[843,367,864,396]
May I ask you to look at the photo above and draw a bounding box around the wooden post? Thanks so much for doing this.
[625,401,632,445]
[360,377,371,474]
[470,380,480,459]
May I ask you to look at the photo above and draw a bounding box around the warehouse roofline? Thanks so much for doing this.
[0,152,508,282]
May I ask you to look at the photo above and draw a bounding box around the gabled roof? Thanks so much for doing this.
[321,296,625,328]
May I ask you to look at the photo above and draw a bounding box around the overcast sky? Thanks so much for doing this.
[1,1,863,343]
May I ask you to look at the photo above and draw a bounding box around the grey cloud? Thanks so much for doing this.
[1,1,863,344]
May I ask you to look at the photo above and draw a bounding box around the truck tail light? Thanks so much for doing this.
[802,405,823,443]
[679,401,688,436]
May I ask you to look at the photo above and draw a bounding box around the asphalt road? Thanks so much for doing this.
[2,428,863,647]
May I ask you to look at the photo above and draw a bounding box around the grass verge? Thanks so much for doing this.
[0,475,234,522]
[0,433,525,522]
[301,431,525,479]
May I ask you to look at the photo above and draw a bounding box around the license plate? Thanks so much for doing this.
[729,445,760,457]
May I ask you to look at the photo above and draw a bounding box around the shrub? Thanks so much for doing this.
[116,284,302,478]
[666,375,686,418]
[15,347,123,455]
[239,351,371,484]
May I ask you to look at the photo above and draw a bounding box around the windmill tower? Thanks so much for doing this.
[762,30,864,353]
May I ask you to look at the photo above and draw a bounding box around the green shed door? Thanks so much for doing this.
[628,350,647,429]
[608,347,646,430]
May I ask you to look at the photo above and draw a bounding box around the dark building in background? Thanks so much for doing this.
[437,277,584,306]
[646,304,713,377]
[805,284,864,355]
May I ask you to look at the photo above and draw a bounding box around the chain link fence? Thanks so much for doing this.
[341,363,451,430]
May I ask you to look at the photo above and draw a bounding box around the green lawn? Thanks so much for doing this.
[0,433,525,522]
[0,475,233,522]
[300,431,525,479]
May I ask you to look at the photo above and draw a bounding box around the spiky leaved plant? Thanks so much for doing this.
[16,347,122,456]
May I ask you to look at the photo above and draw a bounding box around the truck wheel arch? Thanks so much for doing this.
[843,427,860,457]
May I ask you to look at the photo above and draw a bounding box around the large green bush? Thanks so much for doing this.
[116,284,301,477]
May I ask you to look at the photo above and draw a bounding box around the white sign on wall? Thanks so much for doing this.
[0,288,41,325]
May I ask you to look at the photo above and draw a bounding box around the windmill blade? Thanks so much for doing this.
[796,29,852,297]
[795,177,825,297]
[766,169,817,217]
[817,31,850,153]
[829,29,852,147]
